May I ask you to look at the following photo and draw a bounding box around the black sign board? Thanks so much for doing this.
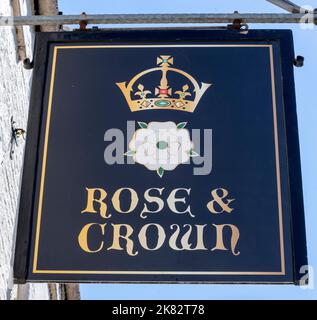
[14,30,307,284]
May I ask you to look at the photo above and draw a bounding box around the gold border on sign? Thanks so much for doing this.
[32,44,285,276]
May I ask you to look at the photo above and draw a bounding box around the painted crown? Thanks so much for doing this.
[116,55,212,113]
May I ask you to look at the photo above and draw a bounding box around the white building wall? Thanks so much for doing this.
[0,0,50,300]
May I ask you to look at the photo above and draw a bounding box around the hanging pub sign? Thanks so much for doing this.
[14,30,307,284]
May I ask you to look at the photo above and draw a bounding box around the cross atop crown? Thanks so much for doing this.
[157,55,174,67]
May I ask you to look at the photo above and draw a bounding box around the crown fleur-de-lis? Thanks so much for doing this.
[116,56,212,112]
[175,84,192,100]
[134,84,152,108]
[135,84,151,99]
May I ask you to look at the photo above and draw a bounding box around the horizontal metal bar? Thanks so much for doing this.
[0,13,315,26]
[266,0,302,13]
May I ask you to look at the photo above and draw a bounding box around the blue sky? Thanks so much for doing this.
[59,0,317,300]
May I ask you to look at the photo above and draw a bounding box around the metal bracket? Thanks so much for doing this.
[0,13,314,26]
[10,117,26,160]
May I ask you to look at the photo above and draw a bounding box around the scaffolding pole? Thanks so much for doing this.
[0,12,316,27]
[266,0,302,13]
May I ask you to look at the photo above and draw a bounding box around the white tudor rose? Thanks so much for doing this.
[127,121,195,176]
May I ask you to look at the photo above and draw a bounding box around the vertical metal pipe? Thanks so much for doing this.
[11,0,26,61]
[37,0,59,31]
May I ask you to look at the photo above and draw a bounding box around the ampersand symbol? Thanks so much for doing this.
[207,188,235,214]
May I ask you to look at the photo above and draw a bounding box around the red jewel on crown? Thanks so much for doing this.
[159,89,168,95]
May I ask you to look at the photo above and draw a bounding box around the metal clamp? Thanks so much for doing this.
[10,117,26,159]
[79,12,88,31]
[23,58,34,70]
[293,55,304,67]
[227,11,249,31]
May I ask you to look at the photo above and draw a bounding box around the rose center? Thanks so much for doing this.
[156,141,168,150]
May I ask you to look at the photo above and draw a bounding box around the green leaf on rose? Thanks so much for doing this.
[138,122,148,129]
[189,149,199,157]
[176,122,187,129]
[157,167,164,178]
